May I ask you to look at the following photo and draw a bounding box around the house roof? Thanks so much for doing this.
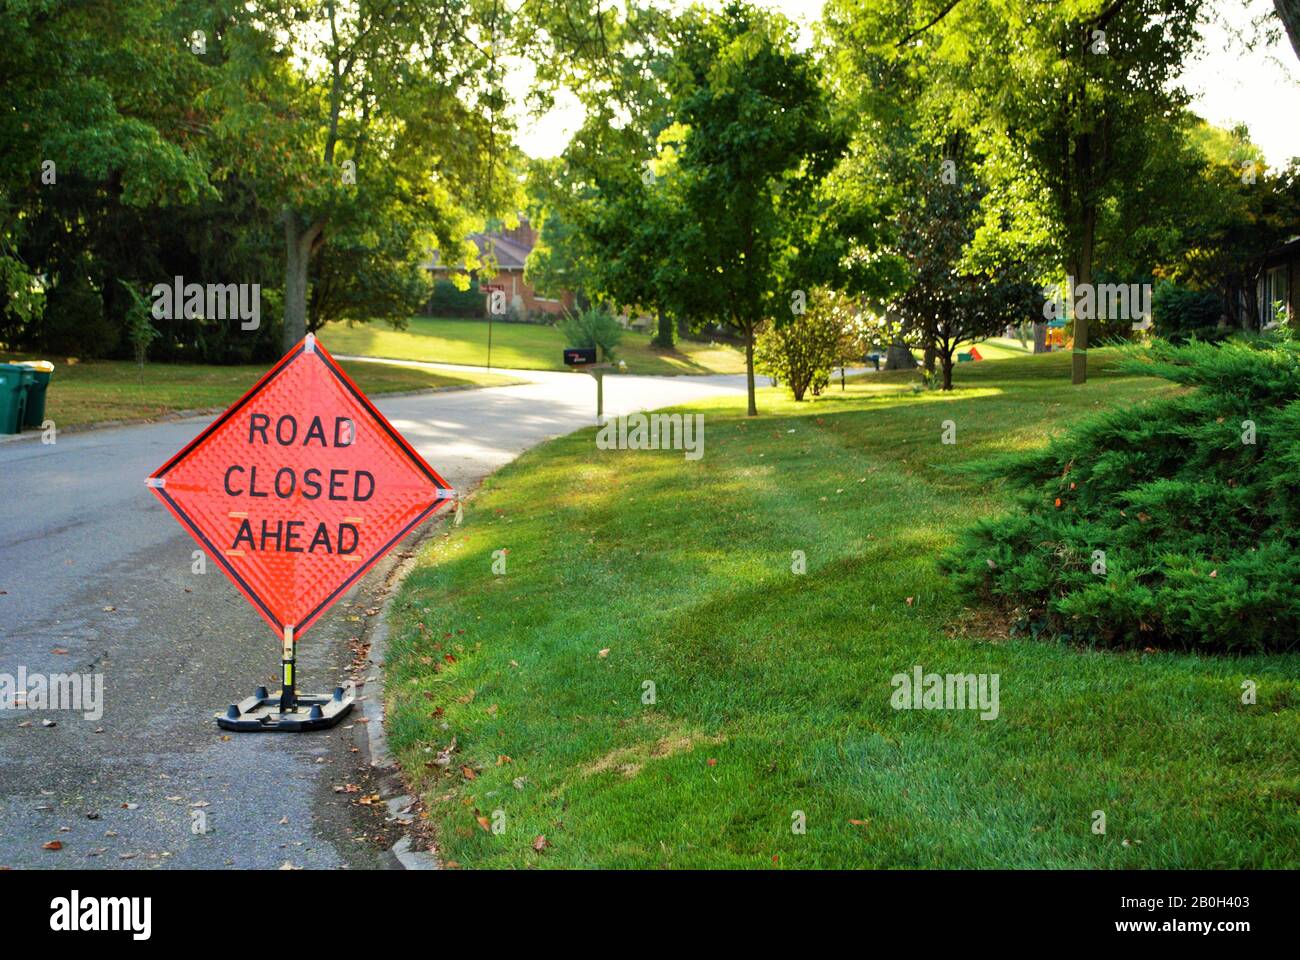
[1263,235,1300,267]
[424,229,533,273]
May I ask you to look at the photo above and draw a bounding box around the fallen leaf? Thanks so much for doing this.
[533,835,548,852]
[461,766,477,781]
[41,841,63,851]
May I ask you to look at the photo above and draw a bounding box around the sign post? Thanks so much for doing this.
[279,625,295,713]
[147,334,456,732]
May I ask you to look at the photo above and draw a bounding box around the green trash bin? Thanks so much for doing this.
[0,365,28,435]
[17,360,53,428]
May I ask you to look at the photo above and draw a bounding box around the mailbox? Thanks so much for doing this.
[564,347,597,367]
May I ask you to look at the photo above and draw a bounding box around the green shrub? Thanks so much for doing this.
[1152,281,1224,344]
[940,336,1300,653]
[557,305,624,360]
[755,289,857,401]
[41,271,118,358]
[427,278,484,317]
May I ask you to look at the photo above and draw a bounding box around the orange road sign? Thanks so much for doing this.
[146,335,454,640]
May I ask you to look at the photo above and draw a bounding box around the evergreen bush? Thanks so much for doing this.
[940,336,1300,653]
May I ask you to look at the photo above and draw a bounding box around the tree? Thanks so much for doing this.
[523,6,687,350]
[955,0,1207,383]
[209,0,515,351]
[0,0,213,348]
[666,2,852,416]
[891,141,1042,390]
[755,289,859,401]
[1276,0,1300,60]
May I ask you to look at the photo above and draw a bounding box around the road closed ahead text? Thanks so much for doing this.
[225,412,368,555]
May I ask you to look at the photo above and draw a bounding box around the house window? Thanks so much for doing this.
[1262,265,1290,326]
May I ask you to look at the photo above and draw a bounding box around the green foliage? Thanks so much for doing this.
[525,0,871,417]
[558,305,624,359]
[755,289,856,401]
[39,271,117,359]
[668,3,848,345]
[426,279,485,318]
[1152,281,1225,344]
[119,281,160,366]
[1,0,513,360]
[942,337,1300,653]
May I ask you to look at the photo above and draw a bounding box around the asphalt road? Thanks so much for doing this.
[0,361,749,869]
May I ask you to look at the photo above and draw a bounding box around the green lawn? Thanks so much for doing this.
[321,316,748,376]
[968,335,1034,360]
[384,349,1300,868]
[0,352,518,429]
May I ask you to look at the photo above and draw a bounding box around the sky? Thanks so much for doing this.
[511,0,1300,169]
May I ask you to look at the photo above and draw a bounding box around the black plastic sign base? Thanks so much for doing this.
[216,686,355,732]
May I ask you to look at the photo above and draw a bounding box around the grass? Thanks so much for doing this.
[0,351,518,429]
[320,316,748,376]
[967,335,1035,360]
[384,348,1300,868]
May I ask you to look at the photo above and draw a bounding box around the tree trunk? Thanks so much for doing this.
[677,314,689,338]
[1070,206,1095,385]
[941,353,953,391]
[923,338,937,374]
[654,310,674,349]
[1033,322,1048,353]
[885,341,917,370]
[744,326,757,417]
[1276,0,1300,62]
[283,211,322,352]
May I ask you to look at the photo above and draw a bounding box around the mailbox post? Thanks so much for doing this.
[563,346,613,422]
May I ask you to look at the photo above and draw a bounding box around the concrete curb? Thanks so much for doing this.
[359,514,460,870]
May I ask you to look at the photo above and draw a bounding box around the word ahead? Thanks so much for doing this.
[147,336,454,639]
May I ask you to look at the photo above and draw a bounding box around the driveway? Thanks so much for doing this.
[0,361,749,869]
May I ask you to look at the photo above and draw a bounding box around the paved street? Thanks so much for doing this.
[0,361,750,869]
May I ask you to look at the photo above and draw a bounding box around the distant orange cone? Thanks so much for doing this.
[969,346,982,361]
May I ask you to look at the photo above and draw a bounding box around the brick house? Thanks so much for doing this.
[423,219,575,319]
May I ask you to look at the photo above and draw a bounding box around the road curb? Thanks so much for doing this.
[359,512,459,870]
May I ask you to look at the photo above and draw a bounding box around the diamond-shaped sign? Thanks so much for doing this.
[147,335,453,640]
